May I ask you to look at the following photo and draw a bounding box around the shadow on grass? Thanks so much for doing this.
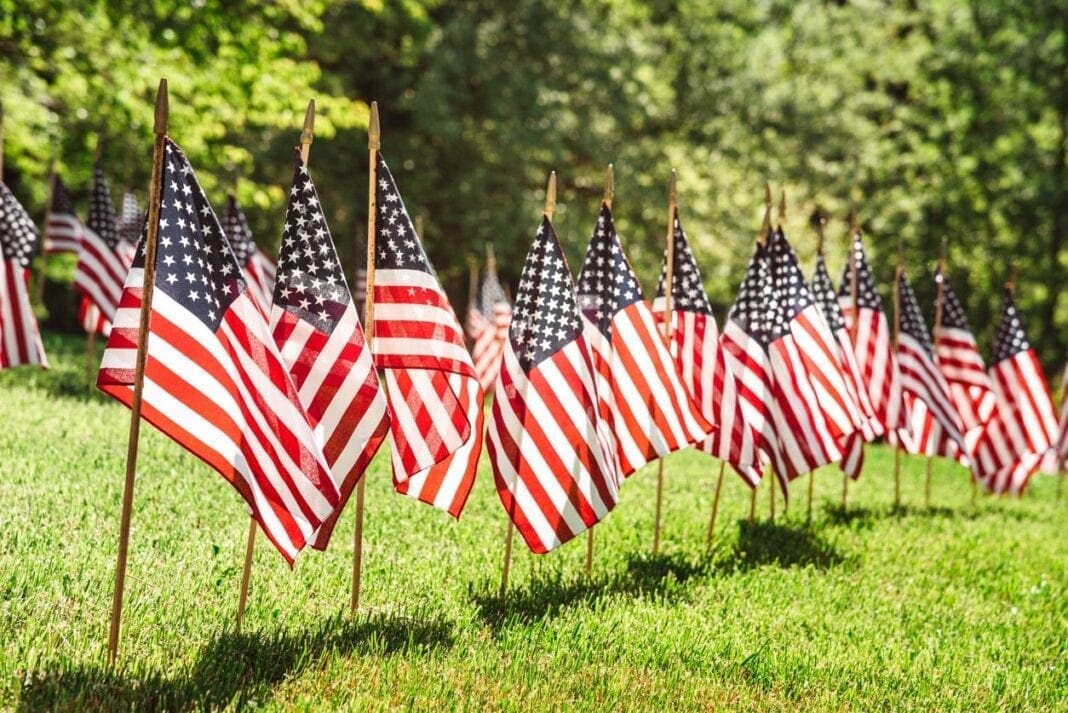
[472,551,707,631]
[17,610,454,711]
[728,519,845,570]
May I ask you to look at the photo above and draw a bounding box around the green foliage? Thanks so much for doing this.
[1,334,1065,709]
[1,1,1066,370]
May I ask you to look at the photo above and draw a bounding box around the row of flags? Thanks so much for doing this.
[1,134,1066,563]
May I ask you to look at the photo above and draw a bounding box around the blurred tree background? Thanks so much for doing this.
[1,0,1066,373]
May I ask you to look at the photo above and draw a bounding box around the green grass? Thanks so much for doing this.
[1,332,1065,711]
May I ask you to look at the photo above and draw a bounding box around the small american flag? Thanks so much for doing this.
[719,242,776,488]
[0,182,47,368]
[763,229,844,494]
[44,177,83,254]
[74,163,132,337]
[838,231,906,433]
[972,289,1057,494]
[117,191,143,260]
[487,214,619,553]
[894,271,967,462]
[223,195,274,314]
[652,208,759,481]
[372,154,483,517]
[471,266,511,392]
[933,267,996,456]
[810,252,881,479]
[270,153,389,549]
[98,138,339,563]
[576,202,711,477]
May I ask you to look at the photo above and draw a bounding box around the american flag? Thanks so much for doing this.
[0,182,48,368]
[223,195,275,314]
[576,202,710,477]
[270,153,389,549]
[471,266,511,392]
[74,163,133,337]
[971,289,1057,494]
[762,229,844,493]
[486,214,619,553]
[894,271,966,461]
[117,191,143,260]
[838,231,906,434]
[719,242,776,488]
[372,154,483,517]
[810,252,881,478]
[97,138,339,564]
[933,267,996,455]
[44,177,83,254]
[1053,361,1067,472]
[652,208,760,481]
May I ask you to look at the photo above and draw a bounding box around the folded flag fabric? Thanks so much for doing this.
[44,177,82,254]
[471,266,511,393]
[97,138,338,564]
[576,202,711,477]
[270,152,389,549]
[74,162,132,337]
[223,195,275,314]
[487,213,620,553]
[0,183,47,369]
[371,154,483,517]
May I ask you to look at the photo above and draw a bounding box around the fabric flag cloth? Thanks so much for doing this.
[371,154,483,517]
[933,268,996,458]
[761,229,847,494]
[270,153,389,550]
[223,195,275,314]
[652,208,759,481]
[971,290,1057,495]
[117,191,143,260]
[74,163,133,337]
[471,266,511,392]
[719,242,776,488]
[487,214,620,553]
[1052,361,1068,473]
[576,202,711,477]
[838,231,906,434]
[894,271,967,462]
[44,177,83,254]
[97,138,340,564]
[0,183,48,368]
[810,252,881,479]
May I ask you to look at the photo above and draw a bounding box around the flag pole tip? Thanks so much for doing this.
[154,78,169,135]
[301,99,315,141]
[763,182,772,208]
[603,164,614,205]
[544,171,557,219]
[669,169,677,205]
[778,188,786,222]
[368,101,381,151]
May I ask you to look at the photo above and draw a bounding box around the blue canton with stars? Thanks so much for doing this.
[479,269,508,313]
[374,154,435,275]
[811,253,846,333]
[0,183,40,266]
[223,195,257,267]
[51,177,76,215]
[897,271,935,356]
[991,290,1032,363]
[727,241,773,346]
[273,151,351,335]
[511,216,584,371]
[768,228,817,330]
[654,208,715,316]
[88,163,120,249]
[837,232,885,311]
[119,191,144,247]
[136,138,246,331]
[935,266,971,332]
[575,203,644,337]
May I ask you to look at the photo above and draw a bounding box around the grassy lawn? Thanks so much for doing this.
[1,332,1065,711]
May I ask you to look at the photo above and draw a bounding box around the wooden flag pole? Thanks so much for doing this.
[843,208,860,510]
[925,237,947,509]
[352,100,380,614]
[0,97,4,182]
[892,235,904,509]
[587,164,613,574]
[652,168,676,555]
[705,462,726,549]
[235,99,314,631]
[502,171,557,595]
[107,78,168,664]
